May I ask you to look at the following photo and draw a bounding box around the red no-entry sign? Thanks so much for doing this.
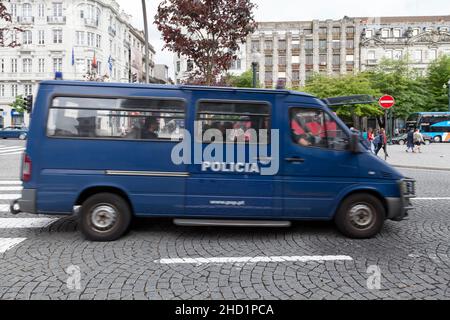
[379,95,395,109]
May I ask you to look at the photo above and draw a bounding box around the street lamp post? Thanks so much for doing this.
[251,50,261,88]
[142,0,150,84]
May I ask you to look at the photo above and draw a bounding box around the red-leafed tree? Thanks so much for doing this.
[0,1,23,48]
[155,0,257,85]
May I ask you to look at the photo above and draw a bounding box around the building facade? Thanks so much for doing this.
[174,15,450,89]
[0,0,156,128]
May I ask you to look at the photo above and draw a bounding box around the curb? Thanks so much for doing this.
[391,164,450,172]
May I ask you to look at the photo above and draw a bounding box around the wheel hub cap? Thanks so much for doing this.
[91,205,117,231]
[349,204,374,229]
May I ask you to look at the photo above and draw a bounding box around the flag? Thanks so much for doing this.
[71,48,75,66]
[108,55,113,73]
[91,51,98,70]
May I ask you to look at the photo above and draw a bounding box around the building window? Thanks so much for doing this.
[176,61,181,73]
[39,58,45,73]
[11,4,17,17]
[365,29,373,38]
[24,84,32,96]
[393,50,403,60]
[53,58,62,72]
[0,59,4,73]
[76,31,85,45]
[23,30,32,45]
[346,26,354,34]
[305,55,313,65]
[319,40,327,50]
[22,3,32,17]
[346,39,354,49]
[381,29,390,38]
[53,2,63,17]
[414,50,422,62]
[11,59,18,73]
[87,32,95,46]
[38,30,45,45]
[96,34,101,48]
[304,29,312,35]
[278,55,286,65]
[0,85,4,97]
[319,27,327,35]
[429,49,437,61]
[319,54,327,65]
[251,40,259,52]
[292,55,300,64]
[332,27,341,34]
[332,55,340,65]
[332,40,340,49]
[265,55,273,66]
[38,3,45,17]
[393,29,401,38]
[412,28,420,36]
[231,58,241,70]
[23,58,32,73]
[265,71,273,81]
[305,40,313,50]
[346,55,354,64]
[368,50,376,60]
[278,39,286,50]
[292,39,300,50]
[385,50,393,60]
[12,84,18,97]
[264,40,273,50]
[53,29,63,43]
[292,70,300,81]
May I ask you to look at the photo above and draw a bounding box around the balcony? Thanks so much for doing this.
[47,16,66,24]
[85,18,99,28]
[367,59,378,65]
[17,16,34,24]
[108,26,117,36]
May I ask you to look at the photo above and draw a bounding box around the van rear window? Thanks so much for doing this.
[196,101,271,144]
[47,97,185,140]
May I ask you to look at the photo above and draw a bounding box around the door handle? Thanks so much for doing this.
[285,157,305,163]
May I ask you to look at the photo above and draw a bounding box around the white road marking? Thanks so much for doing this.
[0,238,26,254]
[0,148,25,154]
[0,152,24,156]
[0,194,21,200]
[155,255,353,265]
[0,146,24,151]
[0,204,10,213]
[0,181,22,185]
[0,186,23,191]
[0,218,59,229]
[413,198,450,200]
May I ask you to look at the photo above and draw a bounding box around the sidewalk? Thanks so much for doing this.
[378,143,450,171]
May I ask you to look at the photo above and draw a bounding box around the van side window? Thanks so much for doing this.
[196,101,270,144]
[47,97,185,141]
[290,109,348,150]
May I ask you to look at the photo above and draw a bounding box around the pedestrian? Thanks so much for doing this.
[375,128,389,159]
[406,129,414,153]
[367,128,375,153]
[413,129,424,153]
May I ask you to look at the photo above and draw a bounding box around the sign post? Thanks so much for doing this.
[379,95,395,142]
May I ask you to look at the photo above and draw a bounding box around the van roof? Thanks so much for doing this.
[39,80,315,98]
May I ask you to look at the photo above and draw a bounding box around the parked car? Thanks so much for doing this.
[0,126,28,140]
[392,133,432,145]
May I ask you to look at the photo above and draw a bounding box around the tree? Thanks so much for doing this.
[303,73,383,128]
[155,0,257,85]
[425,55,450,111]
[228,70,255,88]
[0,1,23,48]
[9,95,27,114]
[367,57,428,124]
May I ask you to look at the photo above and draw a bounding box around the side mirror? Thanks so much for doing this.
[349,133,361,153]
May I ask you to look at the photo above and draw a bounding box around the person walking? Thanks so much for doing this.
[375,128,389,159]
[406,129,414,153]
[413,129,424,153]
[367,128,375,153]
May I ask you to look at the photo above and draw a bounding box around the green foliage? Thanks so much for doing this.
[303,73,383,118]
[425,55,450,111]
[228,70,256,88]
[9,95,26,114]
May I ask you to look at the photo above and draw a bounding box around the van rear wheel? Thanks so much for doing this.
[79,193,132,241]
[335,194,385,239]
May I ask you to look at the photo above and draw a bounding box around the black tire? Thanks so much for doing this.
[434,136,442,143]
[334,194,385,239]
[398,140,405,145]
[19,134,27,140]
[79,193,132,241]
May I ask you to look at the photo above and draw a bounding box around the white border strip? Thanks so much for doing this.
[0,194,20,200]
[0,238,26,254]
[0,181,22,185]
[0,204,10,213]
[0,186,23,191]
[155,255,353,265]
[0,218,59,229]
[414,198,450,200]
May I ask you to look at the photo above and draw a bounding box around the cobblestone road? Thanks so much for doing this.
[0,165,449,300]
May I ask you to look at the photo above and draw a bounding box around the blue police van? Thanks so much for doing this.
[12,81,416,241]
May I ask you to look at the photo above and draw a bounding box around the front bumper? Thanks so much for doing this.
[387,179,416,221]
[11,188,37,215]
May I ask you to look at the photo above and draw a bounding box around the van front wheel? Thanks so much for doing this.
[335,194,385,239]
[79,193,132,241]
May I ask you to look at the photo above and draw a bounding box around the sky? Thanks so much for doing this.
[116,0,450,78]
